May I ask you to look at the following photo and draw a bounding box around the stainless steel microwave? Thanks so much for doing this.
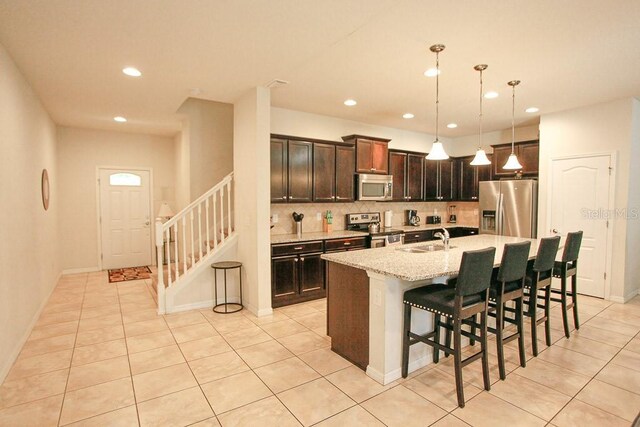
[357,174,393,201]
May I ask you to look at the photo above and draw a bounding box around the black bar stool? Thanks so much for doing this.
[551,231,583,338]
[486,241,531,380]
[526,236,561,355]
[401,247,496,408]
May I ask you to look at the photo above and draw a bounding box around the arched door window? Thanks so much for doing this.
[109,173,142,186]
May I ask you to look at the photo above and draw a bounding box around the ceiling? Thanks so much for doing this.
[0,0,639,137]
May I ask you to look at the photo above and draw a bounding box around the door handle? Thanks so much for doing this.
[145,221,150,226]
[552,229,559,234]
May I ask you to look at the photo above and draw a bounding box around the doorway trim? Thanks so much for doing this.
[95,166,155,271]
[545,151,617,300]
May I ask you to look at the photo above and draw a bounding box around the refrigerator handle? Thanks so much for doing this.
[497,194,504,235]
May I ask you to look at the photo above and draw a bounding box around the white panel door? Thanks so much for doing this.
[99,169,152,269]
[549,155,610,297]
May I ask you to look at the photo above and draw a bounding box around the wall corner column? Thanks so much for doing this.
[233,87,272,316]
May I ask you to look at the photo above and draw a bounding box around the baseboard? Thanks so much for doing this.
[366,354,432,385]
[62,266,101,275]
[0,271,61,384]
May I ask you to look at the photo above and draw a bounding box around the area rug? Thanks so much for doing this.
[108,266,152,283]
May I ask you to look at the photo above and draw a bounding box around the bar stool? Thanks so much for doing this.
[526,236,561,356]
[401,247,496,408]
[487,241,531,380]
[551,231,583,338]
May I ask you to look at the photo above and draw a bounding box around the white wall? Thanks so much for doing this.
[0,44,60,382]
[177,98,233,203]
[57,127,176,271]
[235,88,272,316]
[450,125,540,157]
[625,99,640,298]
[272,107,457,154]
[174,121,190,210]
[539,98,637,301]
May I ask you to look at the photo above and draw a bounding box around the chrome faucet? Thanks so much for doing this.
[434,228,450,251]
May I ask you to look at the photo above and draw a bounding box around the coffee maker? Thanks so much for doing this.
[406,210,420,226]
[448,205,457,223]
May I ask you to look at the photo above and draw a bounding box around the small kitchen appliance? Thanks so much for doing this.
[406,210,420,226]
[357,174,393,201]
[448,205,457,223]
[426,215,441,225]
[346,212,404,248]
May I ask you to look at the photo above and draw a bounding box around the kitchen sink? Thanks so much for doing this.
[396,244,456,253]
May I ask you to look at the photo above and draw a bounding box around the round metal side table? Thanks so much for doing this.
[211,261,243,314]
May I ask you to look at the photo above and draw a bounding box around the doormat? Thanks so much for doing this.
[108,266,152,283]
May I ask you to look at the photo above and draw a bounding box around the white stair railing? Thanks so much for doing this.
[155,172,234,313]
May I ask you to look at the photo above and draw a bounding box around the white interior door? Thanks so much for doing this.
[549,155,610,297]
[99,169,152,269]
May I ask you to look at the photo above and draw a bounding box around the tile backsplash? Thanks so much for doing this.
[271,201,480,235]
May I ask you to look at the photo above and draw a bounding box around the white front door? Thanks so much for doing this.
[549,155,611,297]
[99,169,152,269]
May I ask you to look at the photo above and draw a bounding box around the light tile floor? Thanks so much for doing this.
[1,271,640,426]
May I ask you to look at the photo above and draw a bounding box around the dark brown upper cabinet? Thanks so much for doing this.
[342,135,390,174]
[270,137,313,203]
[313,142,336,202]
[335,145,355,202]
[389,150,424,201]
[491,140,539,177]
[424,159,457,201]
[458,155,493,201]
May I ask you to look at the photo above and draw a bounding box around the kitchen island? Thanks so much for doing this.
[322,234,539,385]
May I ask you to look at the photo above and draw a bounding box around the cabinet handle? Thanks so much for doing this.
[294,258,299,262]
[344,242,351,246]
[332,196,336,200]
[282,196,286,200]
[414,234,420,238]
[293,246,303,250]
[300,257,305,262]
[288,196,292,200]
[371,168,376,171]
[336,196,342,200]
[407,196,411,200]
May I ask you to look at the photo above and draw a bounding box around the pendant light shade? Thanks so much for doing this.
[426,44,449,161]
[470,149,491,166]
[470,64,491,166]
[503,153,523,169]
[503,80,523,170]
[427,141,449,160]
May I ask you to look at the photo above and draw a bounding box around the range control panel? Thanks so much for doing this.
[346,212,380,225]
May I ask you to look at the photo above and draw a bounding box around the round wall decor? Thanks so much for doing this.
[41,169,50,211]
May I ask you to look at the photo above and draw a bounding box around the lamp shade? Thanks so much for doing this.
[158,202,175,218]
[503,153,523,170]
[426,141,449,160]
[470,149,491,166]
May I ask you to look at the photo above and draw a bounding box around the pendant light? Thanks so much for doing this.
[470,64,491,166]
[503,80,523,170]
[426,44,449,160]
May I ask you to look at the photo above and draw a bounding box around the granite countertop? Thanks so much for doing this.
[396,223,478,232]
[321,235,540,282]
[271,230,367,244]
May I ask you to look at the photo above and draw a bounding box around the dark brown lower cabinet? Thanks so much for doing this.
[272,249,325,308]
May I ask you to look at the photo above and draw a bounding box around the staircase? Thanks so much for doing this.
[153,173,237,314]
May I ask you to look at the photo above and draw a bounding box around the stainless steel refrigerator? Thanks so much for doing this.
[479,180,538,238]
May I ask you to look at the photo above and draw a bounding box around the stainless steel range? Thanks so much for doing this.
[346,212,405,248]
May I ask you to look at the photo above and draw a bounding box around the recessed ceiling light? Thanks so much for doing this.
[113,116,127,122]
[403,113,415,119]
[447,123,458,129]
[344,99,357,106]
[122,67,142,77]
[484,91,499,99]
[424,68,440,77]
[525,107,539,113]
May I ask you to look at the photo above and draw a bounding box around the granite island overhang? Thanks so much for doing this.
[321,234,539,385]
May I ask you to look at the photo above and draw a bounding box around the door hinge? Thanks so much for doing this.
[604,272,607,280]
[606,220,609,228]
[608,167,613,175]
[101,253,103,260]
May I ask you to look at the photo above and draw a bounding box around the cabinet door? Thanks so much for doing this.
[299,253,325,295]
[477,157,492,185]
[388,151,407,201]
[407,154,424,201]
[271,255,298,306]
[440,160,456,201]
[492,145,515,177]
[371,141,389,174]
[335,145,355,202]
[519,142,539,175]
[313,143,336,202]
[459,157,475,201]
[270,138,288,203]
[355,139,373,173]
[288,140,313,202]
[424,160,439,200]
